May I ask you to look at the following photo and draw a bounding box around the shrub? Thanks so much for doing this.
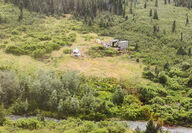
[182,62,191,70]
[68,33,76,42]
[63,48,72,54]
[143,71,156,80]
[176,46,187,55]
[32,49,46,58]
[11,30,20,35]
[187,90,192,98]
[158,72,168,85]
[46,42,60,52]
[15,118,43,130]
[0,44,6,49]
[149,96,165,105]
[0,70,20,105]
[12,99,29,114]
[38,35,51,41]
[123,95,142,105]
[5,45,26,55]
[138,85,158,103]
[88,46,118,58]
[112,87,124,105]
[0,104,6,126]
[145,119,161,133]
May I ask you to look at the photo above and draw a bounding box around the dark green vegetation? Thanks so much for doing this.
[0,69,151,121]
[1,0,192,130]
[0,117,167,133]
[1,117,131,133]
[87,46,118,57]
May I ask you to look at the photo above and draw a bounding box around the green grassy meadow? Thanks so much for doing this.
[1,0,192,132]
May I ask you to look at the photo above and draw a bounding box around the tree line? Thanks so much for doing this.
[5,0,127,22]
[174,0,192,8]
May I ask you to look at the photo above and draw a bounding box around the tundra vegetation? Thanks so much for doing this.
[1,0,192,132]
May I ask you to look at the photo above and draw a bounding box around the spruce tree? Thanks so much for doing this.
[155,0,158,7]
[144,2,147,8]
[164,62,170,71]
[153,25,157,32]
[188,48,192,56]
[149,9,153,16]
[112,87,124,105]
[164,0,167,4]
[18,0,24,21]
[172,20,176,32]
[180,32,183,42]
[130,2,133,14]
[177,46,187,55]
[153,9,158,19]
[135,43,139,51]
[186,14,189,25]
[145,120,159,133]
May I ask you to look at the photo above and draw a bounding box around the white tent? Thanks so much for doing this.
[73,48,81,57]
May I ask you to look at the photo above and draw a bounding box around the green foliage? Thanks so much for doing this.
[38,35,51,41]
[15,118,43,130]
[32,49,46,58]
[0,70,20,105]
[12,99,29,114]
[145,119,161,133]
[158,72,168,85]
[176,46,187,55]
[3,117,132,132]
[88,46,118,58]
[63,48,72,54]
[153,9,158,20]
[112,87,124,105]
[123,95,142,105]
[5,45,26,55]
[150,96,165,105]
[143,71,156,80]
[172,20,176,33]
[0,104,6,126]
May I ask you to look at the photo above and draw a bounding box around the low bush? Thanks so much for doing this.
[38,35,52,41]
[63,48,72,54]
[87,46,118,58]
[15,118,43,130]
[32,49,46,58]
[5,45,26,55]
[68,33,76,42]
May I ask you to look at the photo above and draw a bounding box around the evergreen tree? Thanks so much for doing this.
[180,32,183,42]
[153,9,158,19]
[145,119,160,133]
[149,9,152,16]
[172,20,176,32]
[144,2,147,8]
[18,0,24,21]
[135,43,139,51]
[164,0,167,4]
[155,0,158,7]
[130,2,133,14]
[4,0,8,3]
[164,62,170,71]
[153,25,157,32]
[188,48,192,56]
[177,46,187,55]
[134,126,142,133]
[186,14,189,25]
[112,87,124,105]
